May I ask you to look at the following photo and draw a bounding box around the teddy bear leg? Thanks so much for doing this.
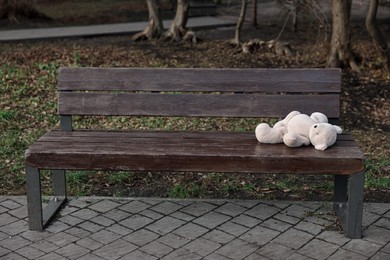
[255,123,284,144]
[283,132,310,147]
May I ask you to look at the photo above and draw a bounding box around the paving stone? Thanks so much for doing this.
[78,221,104,233]
[285,252,313,260]
[30,240,59,253]
[202,230,235,244]
[89,229,122,244]
[0,235,31,251]
[90,216,115,227]
[0,231,8,241]
[88,200,121,213]
[217,221,249,236]
[382,243,390,254]
[77,253,106,260]
[273,213,301,225]
[60,206,79,216]
[1,219,28,236]
[173,223,209,240]
[139,209,164,220]
[46,232,79,247]
[193,211,231,229]
[59,215,84,226]
[203,253,232,260]
[327,248,367,260]
[363,225,390,245]
[70,208,99,220]
[298,238,339,260]
[256,242,295,260]
[76,237,103,250]
[0,213,18,226]
[316,231,350,246]
[231,214,262,228]
[1,252,27,260]
[146,216,185,235]
[231,200,260,209]
[283,204,315,219]
[140,241,174,258]
[46,221,70,233]
[119,250,158,260]
[157,233,190,249]
[36,252,68,260]
[240,226,280,246]
[363,211,382,227]
[16,246,46,259]
[215,238,258,259]
[0,246,11,257]
[342,239,382,257]
[215,202,247,217]
[150,201,183,215]
[0,206,7,214]
[8,205,28,219]
[180,201,217,217]
[374,217,390,229]
[65,227,92,238]
[245,203,280,220]
[93,239,138,260]
[102,209,130,222]
[119,200,151,214]
[272,228,313,249]
[169,211,195,222]
[119,215,154,230]
[105,224,133,236]
[123,229,160,246]
[0,200,22,210]
[261,218,292,232]
[371,251,390,260]
[67,199,90,209]
[55,243,90,259]
[183,237,221,256]
[244,253,270,260]
[161,248,202,260]
[295,220,324,235]
[365,203,390,215]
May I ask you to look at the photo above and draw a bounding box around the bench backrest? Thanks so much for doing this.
[57,67,341,131]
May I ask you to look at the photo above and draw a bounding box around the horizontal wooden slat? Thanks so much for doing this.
[25,131,364,175]
[58,67,341,93]
[58,92,340,118]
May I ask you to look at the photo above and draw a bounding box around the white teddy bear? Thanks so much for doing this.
[255,111,343,151]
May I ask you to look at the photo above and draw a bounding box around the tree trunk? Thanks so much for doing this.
[132,0,164,41]
[0,0,47,23]
[326,0,359,72]
[252,0,257,28]
[231,0,247,46]
[165,0,189,41]
[366,0,390,71]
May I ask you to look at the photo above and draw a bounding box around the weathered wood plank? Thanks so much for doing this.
[58,67,341,93]
[25,131,364,175]
[58,92,340,118]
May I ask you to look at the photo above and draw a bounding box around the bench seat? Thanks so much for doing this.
[26,130,364,174]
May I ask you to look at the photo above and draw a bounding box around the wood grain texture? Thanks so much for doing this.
[26,130,364,175]
[58,67,341,93]
[58,92,340,118]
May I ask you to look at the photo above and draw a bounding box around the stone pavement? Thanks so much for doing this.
[0,196,389,259]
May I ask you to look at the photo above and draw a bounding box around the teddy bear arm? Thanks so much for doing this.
[283,133,310,147]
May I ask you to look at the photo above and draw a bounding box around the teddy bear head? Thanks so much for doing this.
[309,123,343,151]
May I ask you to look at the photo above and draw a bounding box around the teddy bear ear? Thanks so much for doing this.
[333,125,343,134]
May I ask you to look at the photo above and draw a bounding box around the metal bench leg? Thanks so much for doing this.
[26,167,67,231]
[26,166,43,230]
[333,172,365,239]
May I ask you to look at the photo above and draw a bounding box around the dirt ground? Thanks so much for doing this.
[0,0,389,201]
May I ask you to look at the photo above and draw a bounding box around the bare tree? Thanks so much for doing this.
[0,0,47,23]
[366,0,390,71]
[326,0,359,72]
[231,0,248,46]
[164,0,190,41]
[132,0,164,41]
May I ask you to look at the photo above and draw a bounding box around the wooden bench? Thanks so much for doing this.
[25,67,365,238]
